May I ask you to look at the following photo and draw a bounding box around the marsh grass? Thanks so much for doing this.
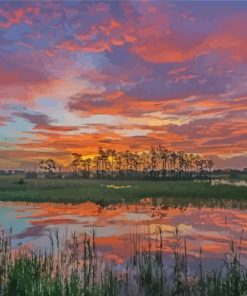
[0,229,120,296]
[0,177,246,206]
[1,227,247,296]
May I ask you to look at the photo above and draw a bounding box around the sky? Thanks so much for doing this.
[0,0,247,170]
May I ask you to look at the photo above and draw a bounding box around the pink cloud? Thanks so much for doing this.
[0,6,39,28]
[131,12,247,63]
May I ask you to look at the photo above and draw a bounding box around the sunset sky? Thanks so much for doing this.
[0,1,247,169]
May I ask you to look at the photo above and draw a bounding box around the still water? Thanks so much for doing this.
[1,200,247,270]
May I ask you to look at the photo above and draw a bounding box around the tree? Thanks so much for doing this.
[107,149,116,175]
[158,145,169,177]
[149,146,159,178]
[98,147,110,173]
[50,146,214,180]
[206,159,215,172]
[177,150,186,177]
[115,151,124,176]
[139,151,149,177]
[39,159,57,175]
[71,153,82,173]
[123,150,132,175]
[169,152,177,175]
[81,158,92,177]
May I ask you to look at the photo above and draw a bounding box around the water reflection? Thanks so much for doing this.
[1,200,247,269]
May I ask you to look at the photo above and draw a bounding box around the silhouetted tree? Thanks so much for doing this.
[71,153,82,173]
[66,146,215,180]
[39,159,57,175]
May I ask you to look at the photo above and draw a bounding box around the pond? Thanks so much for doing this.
[1,200,247,271]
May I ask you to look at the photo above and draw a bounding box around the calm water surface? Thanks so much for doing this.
[1,200,247,270]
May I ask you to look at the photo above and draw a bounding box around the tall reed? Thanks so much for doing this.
[0,228,247,295]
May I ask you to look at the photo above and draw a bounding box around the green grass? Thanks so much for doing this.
[239,174,247,181]
[1,228,247,296]
[0,176,246,206]
[0,230,119,296]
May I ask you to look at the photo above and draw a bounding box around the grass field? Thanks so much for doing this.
[0,176,246,206]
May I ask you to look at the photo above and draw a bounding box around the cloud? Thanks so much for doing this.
[66,90,164,117]
[0,51,60,103]
[13,111,52,127]
[0,115,12,126]
[0,58,50,87]
[1,1,247,168]
[130,6,247,64]
[209,155,247,170]
[0,5,39,29]
[12,109,82,133]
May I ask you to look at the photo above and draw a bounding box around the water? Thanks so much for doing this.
[1,200,247,270]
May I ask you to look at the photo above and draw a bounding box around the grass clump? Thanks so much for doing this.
[0,230,119,296]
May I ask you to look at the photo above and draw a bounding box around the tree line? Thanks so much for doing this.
[36,146,214,180]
